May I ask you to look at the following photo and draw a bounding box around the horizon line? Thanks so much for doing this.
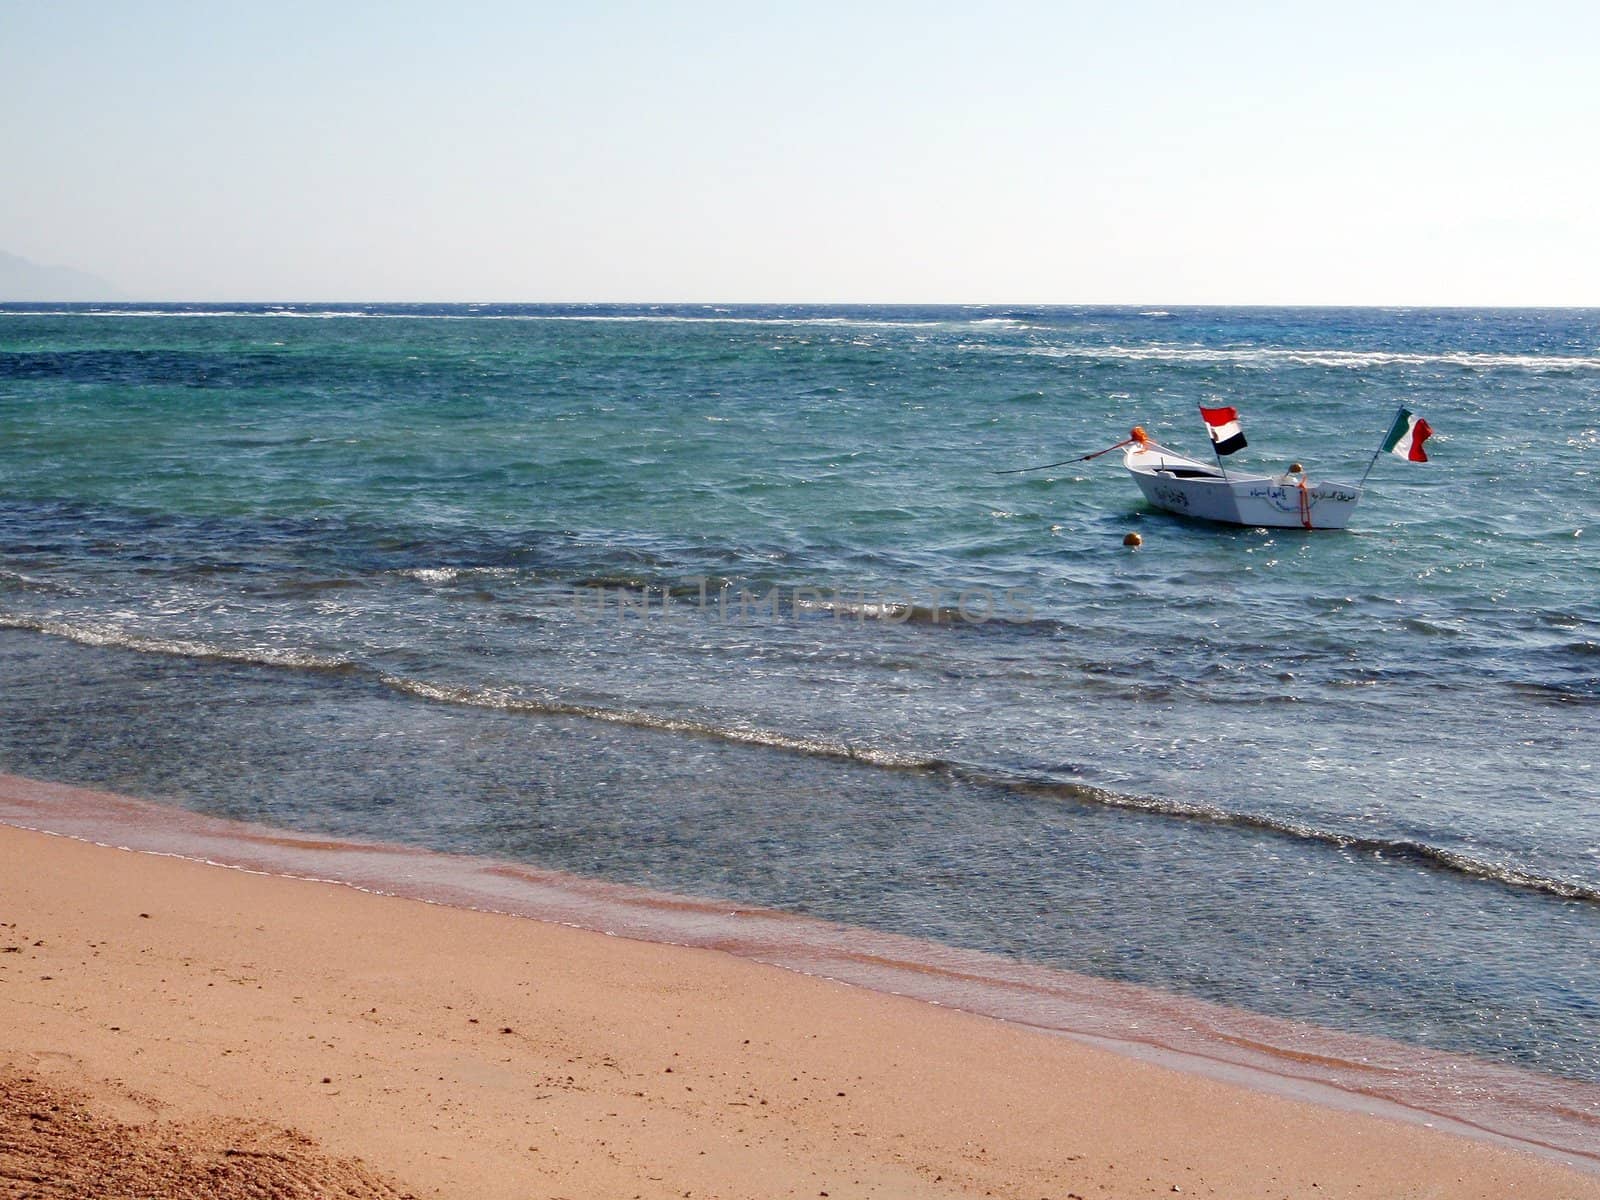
[4,298,1600,312]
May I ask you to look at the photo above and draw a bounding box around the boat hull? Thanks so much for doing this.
[1124,446,1360,530]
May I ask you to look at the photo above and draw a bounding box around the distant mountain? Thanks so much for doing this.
[0,250,123,301]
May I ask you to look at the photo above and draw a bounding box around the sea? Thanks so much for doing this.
[2,303,1597,1158]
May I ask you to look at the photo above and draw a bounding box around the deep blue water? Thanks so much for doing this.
[2,302,1597,1084]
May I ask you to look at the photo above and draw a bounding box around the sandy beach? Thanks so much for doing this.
[3,813,1596,1199]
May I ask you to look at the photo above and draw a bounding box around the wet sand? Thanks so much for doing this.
[3,797,1597,1198]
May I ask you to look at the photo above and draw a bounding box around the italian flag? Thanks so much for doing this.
[1199,405,1247,455]
[1382,409,1434,462]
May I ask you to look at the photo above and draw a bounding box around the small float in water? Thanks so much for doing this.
[998,406,1434,531]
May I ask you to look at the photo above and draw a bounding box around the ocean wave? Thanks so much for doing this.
[0,308,273,318]
[0,570,73,596]
[792,594,1055,629]
[557,576,1060,632]
[978,771,1600,904]
[0,615,356,673]
[1002,343,1600,372]
[0,308,954,331]
[6,614,1595,904]
[1509,680,1600,706]
[395,566,521,584]
[381,674,1600,906]
[379,676,944,770]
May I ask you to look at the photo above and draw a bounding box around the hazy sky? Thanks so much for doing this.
[4,1,1597,303]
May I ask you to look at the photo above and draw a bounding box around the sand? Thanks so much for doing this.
[2,820,1596,1199]
[0,1066,409,1199]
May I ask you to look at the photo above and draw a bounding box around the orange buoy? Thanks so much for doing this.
[1123,531,1143,547]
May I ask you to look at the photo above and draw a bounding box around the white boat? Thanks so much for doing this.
[1123,437,1361,530]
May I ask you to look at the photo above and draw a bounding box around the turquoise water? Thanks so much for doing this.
[1,303,1598,1090]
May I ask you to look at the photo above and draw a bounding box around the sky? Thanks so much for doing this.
[3,0,1597,304]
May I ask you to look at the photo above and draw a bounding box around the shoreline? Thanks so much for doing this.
[3,770,1599,1194]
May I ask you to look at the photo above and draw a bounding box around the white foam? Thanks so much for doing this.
[399,568,462,583]
[378,674,938,769]
[395,566,520,584]
[0,308,1028,332]
[996,343,1600,371]
[0,614,349,671]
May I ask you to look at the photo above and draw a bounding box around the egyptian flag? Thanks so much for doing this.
[1382,408,1434,462]
[1199,405,1247,455]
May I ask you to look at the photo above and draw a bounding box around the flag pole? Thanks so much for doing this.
[1358,406,1404,489]
[1210,439,1229,482]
